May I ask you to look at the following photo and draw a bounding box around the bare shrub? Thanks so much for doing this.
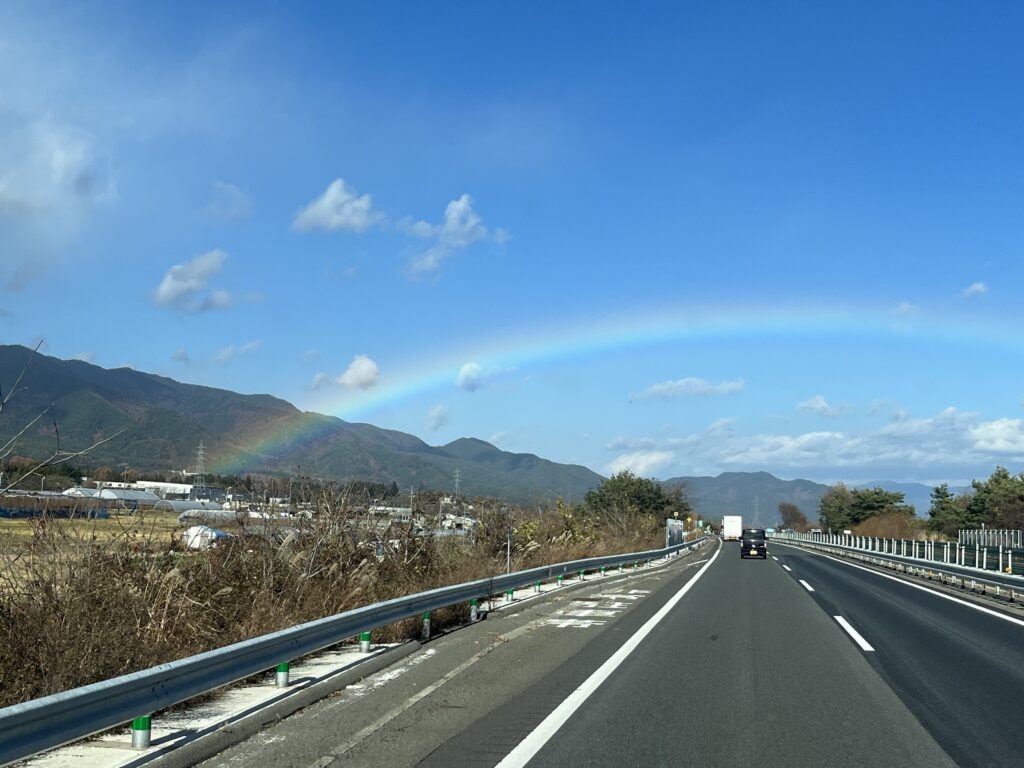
[0,488,667,708]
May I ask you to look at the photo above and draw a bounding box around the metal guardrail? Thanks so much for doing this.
[0,536,707,766]
[773,537,1024,601]
[774,531,1024,579]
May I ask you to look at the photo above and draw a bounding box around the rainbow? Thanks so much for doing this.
[210,303,1018,473]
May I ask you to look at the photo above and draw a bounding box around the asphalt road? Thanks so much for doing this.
[201,539,1024,767]
[787,538,1024,589]
[770,542,1024,768]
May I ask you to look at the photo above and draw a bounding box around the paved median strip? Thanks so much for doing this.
[833,615,875,652]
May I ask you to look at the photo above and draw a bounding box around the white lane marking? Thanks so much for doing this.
[782,564,792,572]
[799,579,815,592]
[496,541,722,768]
[772,543,1024,630]
[834,615,875,652]
[772,556,779,561]
[321,621,538,761]
[547,618,607,628]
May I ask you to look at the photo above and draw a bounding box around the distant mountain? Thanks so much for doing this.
[662,471,831,526]
[0,345,603,503]
[661,472,957,526]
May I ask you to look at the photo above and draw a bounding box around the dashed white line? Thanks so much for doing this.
[834,615,875,651]
[772,541,1024,630]
[782,564,792,572]
[799,579,815,592]
[771,556,779,561]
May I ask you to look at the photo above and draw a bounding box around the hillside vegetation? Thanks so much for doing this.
[0,345,602,503]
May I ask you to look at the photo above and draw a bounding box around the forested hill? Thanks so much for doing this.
[0,345,603,503]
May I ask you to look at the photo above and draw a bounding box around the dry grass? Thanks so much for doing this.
[0,495,662,709]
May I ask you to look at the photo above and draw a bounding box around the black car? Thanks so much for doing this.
[740,528,767,559]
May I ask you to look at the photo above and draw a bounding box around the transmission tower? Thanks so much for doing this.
[453,468,462,502]
[195,442,206,498]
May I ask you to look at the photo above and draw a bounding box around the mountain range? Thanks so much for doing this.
[0,345,963,512]
[0,345,602,503]
[663,472,956,526]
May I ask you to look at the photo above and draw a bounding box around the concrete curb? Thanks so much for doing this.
[132,641,421,768]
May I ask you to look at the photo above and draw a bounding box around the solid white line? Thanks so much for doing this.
[799,579,815,592]
[772,542,1024,630]
[782,564,792,572]
[495,541,722,768]
[834,615,874,652]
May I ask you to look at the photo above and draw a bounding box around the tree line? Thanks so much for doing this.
[777,465,1024,537]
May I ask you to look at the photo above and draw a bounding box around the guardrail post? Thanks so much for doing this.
[999,545,1004,573]
[359,631,372,653]
[275,662,290,688]
[131,715,152,750]
[470,599,479,621]
[983,548,988,570]
[422,612,432,641]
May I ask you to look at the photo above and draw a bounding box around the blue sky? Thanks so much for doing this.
[1,1,1023,485]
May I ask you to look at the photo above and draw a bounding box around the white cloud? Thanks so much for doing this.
[892,302,920,316]
[456,362,484,392]
[969,418,1024,453]
[337,354,380,389]
[293,178,383,233]
[427,405,449,432]
[409,194,487,247]
[73,351,94,363]
[488,431,510,446]
[404,194,501,275]
[408,245,449,275]
[309,372,329,390]
[605,407,1024,481]
[206,180,251,221]
[796,394,846,418]
[214,339,261,364]
[962,281,988,299]
[605,450,676,477]
[172,348,190,365]
[633,377,744,401]
[0,118,115,289]
[154,250,232,312]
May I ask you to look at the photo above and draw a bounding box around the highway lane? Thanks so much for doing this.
[773,543,1024,768]
[784,538,1024,589]
[420,541,954,768]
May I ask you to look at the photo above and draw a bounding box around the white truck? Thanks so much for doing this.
[722,515,742,541]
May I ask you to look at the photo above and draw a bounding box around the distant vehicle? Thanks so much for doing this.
[810,528,823,536]
[740,527,767,559]
[722,515,742,541]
